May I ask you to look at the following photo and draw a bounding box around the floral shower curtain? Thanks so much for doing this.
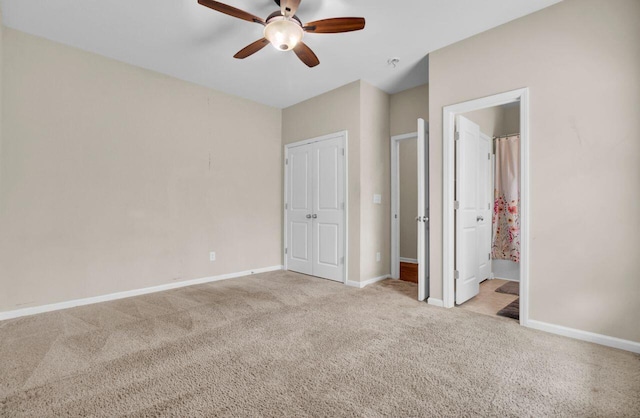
[492,134,520,263]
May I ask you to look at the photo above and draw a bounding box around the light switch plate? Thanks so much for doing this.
[373,194,382,204]
[209,252,216,262]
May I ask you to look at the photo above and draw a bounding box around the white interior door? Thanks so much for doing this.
[478,133,493,283]
[286,135,345,282]
[417,119,429,301]
[287,144,313,275]
[455,115,481,304]
[312,137,345,282]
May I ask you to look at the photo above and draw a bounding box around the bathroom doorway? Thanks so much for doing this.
[441,88,530,325]
[455,102,521,320]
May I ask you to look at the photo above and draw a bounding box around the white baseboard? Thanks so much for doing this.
[399,257,419,264]
[427,297,444,307]
[492,276,519,282]
[346,274,390,289]
[526,319,640,354]
[0,265,284,322]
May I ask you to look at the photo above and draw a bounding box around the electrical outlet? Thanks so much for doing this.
[209,252,216,262]
[376,252,381,262]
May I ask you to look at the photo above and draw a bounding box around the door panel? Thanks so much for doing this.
[287,145,313,275]
[291,222,310,260]
[291,152,310,210]
[313,137,345,282]
[455,116,481,304]
[317,223,339,266]
[317,145,339,210]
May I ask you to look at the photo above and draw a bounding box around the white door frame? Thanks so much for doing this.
[390,131,419,280]
[283,131,349,284]
[442,88,530,326]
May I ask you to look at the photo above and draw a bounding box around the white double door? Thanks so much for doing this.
[286,136,345,282]
[455,116,493,304]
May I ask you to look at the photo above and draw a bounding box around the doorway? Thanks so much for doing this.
[455,103,521,320]
[442,88,530,325]
[391,133,418,284]
[283,131,348,283]
[391,119,429,301]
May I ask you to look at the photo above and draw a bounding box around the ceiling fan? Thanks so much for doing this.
[197,0,366,68]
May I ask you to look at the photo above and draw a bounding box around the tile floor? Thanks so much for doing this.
[456,278,519,319]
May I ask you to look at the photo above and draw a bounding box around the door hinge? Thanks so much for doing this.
[285,158,289,165]
[341,202,345,210]
[454,201,460,210]
[285,203,288,210]
[454,270,460,279]
[488,252,491,261]
[285,248,288,255]
[488,153,491,160]
[454,132,460,141]
[341,256,345,265]
[395,214,398,219]
[342,148,345,156]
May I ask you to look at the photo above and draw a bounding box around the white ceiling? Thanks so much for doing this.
[0,0,560,108]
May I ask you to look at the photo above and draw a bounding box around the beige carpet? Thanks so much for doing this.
[1,271,639,417]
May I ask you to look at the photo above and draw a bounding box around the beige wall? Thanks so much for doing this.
[359,81,390,280]
[399,139,418,260]
[463,106,504,138]
[429,0,640,342]
[0,29,283,312]
[502,105,520,136]
[463,104,520,138]
[282,81,361,281]
[390,84,429,137]
[390,84,429,261]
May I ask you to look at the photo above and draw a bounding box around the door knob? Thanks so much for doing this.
[312,214,318,219]
[306,214,312,219]
[477,216,484,222]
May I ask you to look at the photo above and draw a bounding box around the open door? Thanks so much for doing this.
[478,133,493,287]
[417,118,429,301]
[455,115,483,304]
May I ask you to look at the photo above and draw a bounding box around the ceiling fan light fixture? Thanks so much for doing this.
[198,0,365,67]
[264,18,303,51]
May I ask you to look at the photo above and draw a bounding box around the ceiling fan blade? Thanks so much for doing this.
[198,0,265,25]
[234,38,270,59]
[293,42,320,68]
[280,0,301,17]
[304,17,365,34]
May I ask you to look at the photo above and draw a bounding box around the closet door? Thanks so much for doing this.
[312,138,345,282]
[286,135,346,282]
[287,144,313,275]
